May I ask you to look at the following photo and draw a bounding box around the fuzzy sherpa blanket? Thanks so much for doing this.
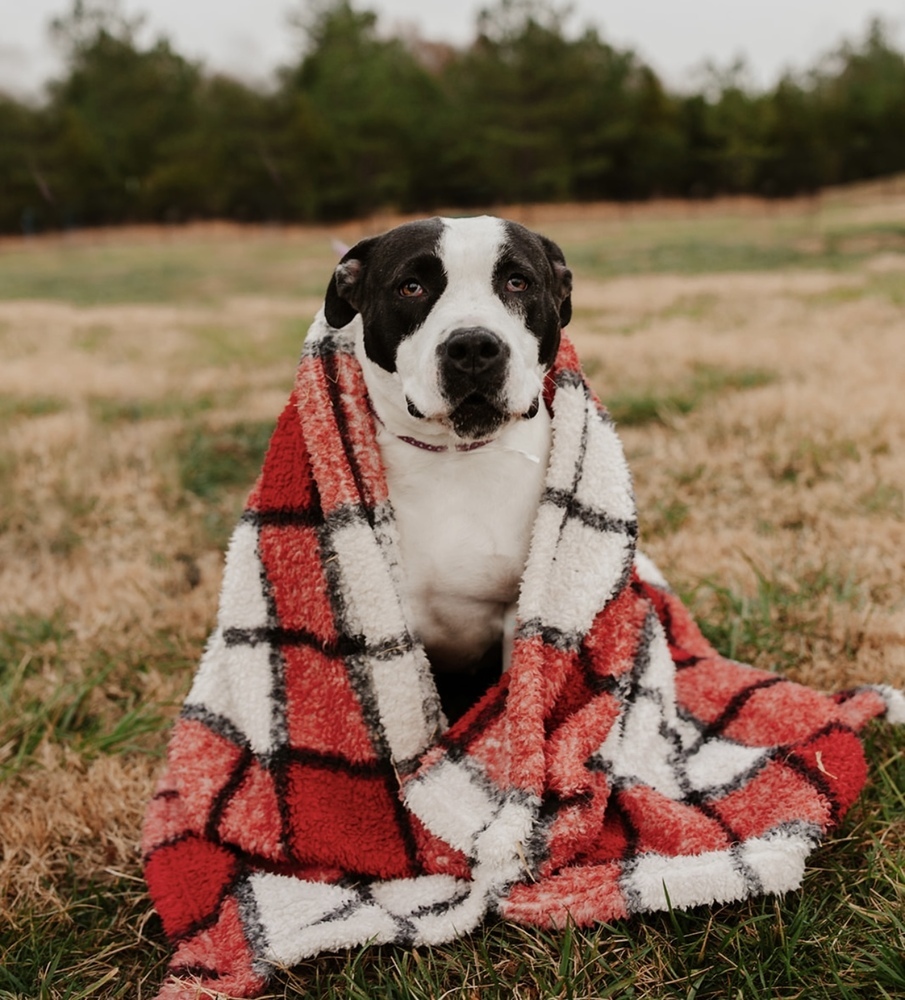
[143,317,904,999]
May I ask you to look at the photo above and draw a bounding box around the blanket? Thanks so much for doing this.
[143,315,904,999]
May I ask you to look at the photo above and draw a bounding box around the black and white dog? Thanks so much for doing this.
[325,216,572,712]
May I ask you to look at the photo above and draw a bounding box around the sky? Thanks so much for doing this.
[1,0,904,98]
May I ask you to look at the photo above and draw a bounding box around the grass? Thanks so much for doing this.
[0,396,68,420]
[180,316,310,369]
[858,482,905,520]
[765,437,862,487]
[178,421,275,500]
[88,394,220,425]
[1,199,904,308]
[604,364,777,428]
[570,236,811,277]
[684,560,866,673]
[1,870,169,1000]
[175,419,276,547]
[0,191,902,999]
[561,214,905,281]
[0,232,333,305]
[0,613,180,778]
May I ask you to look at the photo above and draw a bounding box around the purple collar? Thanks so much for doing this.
[370,408,493,454]
[393,433,492,454]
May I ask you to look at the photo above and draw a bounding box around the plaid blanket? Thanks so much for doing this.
[143,315,904,998]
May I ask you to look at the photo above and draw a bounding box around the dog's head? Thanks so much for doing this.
[324,216,572,440]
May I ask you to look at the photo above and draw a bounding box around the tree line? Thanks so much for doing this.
[2,0,904,234]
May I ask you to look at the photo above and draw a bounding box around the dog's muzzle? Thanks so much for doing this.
[437,327,512,439]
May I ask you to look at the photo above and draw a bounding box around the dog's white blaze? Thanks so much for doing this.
[394,216,546,424]
[356,215,555,672]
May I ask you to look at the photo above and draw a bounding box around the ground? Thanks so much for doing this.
[0,184,903,997]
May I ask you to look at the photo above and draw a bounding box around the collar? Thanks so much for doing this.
[393,433,493,454]
[370,407,493,454]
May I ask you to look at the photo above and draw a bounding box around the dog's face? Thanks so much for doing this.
[324,216,572,440]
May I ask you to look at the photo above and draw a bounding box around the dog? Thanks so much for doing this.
[324,216,572,716]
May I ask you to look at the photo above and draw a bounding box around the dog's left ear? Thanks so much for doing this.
[539,235,573,328]
[324,236,380,329]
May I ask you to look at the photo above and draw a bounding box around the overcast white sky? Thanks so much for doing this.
[1,0,903,98]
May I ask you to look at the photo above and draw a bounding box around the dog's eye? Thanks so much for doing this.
[399,280,424,298]
[506,274,530,293]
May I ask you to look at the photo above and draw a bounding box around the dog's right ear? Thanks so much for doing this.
[324,236,380,329]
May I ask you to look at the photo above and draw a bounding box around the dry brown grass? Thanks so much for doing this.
[574,261,905,693]
[0,193,903,996]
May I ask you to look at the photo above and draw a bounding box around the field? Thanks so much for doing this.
[1,187,904,998]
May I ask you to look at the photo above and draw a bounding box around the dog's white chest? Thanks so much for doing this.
[377,411,551,671]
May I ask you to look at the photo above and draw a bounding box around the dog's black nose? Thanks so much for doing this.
[442,327,508,376]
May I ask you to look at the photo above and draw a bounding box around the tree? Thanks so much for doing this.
[0,96,49,232]
[42,0,201,225]
[1,1,904,232]
[814,19,905,183]
[758,76,828,195]
[441,0,673,204]
[277,0,448,218]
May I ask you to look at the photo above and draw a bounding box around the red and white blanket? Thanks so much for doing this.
[143,316,903,998]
